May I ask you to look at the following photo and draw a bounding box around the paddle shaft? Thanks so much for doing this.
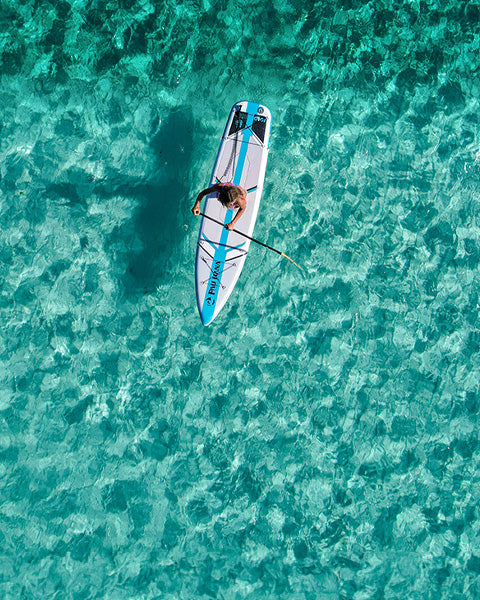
[199,211,303,270]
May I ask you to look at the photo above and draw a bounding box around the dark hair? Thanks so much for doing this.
[218,184,243,208]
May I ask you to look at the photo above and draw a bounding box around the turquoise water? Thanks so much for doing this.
[1,0,480,598]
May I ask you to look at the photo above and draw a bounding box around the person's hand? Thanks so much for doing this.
[225,222,234,231]
[192,205,200,215]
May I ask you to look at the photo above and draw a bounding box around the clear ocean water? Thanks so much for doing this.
[1,0,480,598]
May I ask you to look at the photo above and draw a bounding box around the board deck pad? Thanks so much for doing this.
[195,101,271,325]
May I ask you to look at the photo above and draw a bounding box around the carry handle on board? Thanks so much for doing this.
[199,212,303,271]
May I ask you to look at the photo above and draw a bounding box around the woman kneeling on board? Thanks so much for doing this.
[191,183,247,231]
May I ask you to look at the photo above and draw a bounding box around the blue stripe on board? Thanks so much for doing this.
[201,233,246,254]
[201,102,259,325]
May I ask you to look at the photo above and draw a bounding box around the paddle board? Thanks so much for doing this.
[195,101,271,326]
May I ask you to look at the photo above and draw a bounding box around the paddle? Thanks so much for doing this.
[199,211,303,271]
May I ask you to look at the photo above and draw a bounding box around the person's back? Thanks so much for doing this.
[192,183,247,230]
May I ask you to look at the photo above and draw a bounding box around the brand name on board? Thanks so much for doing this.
[207,260,222,301]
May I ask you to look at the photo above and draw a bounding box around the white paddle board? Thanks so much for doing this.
[195,101,271,325]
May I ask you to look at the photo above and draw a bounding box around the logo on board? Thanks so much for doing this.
[206,260,222,306]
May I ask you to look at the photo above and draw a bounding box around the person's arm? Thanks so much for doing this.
[191,185,221,215]
[225,195,247,230]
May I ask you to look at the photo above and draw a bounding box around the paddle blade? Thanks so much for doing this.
[281,252,304,271]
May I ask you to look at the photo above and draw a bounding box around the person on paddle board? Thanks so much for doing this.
[191,183,247,231]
